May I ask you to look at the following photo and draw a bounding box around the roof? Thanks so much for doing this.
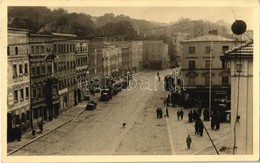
[181,34,235,42]
[220,40,253,61]
[224,40,253,55]
[51,33,77,37]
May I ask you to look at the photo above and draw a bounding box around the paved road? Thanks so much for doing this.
[12,70,173,155]
[10,69,231,156]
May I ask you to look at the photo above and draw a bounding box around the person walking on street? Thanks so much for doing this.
[188,110,193,123]
[180,109,184,120]
[165,107,169,117]
[159,107,163,118]
[186,135,192,149]
[177,110,180,120]
[156,107,160,118]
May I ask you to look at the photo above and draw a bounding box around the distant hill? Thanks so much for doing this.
[8,7,233,40]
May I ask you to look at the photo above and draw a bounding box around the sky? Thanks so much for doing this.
[48,6,254,30]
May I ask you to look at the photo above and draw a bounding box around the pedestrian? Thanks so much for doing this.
[180,109,184,120]
[188,110,193,123]
[195,120,199,135]
[165,107,169,117]
[32,129,36,137]
[215,113,220,130]
[203,108,210,121]
[198,120,204,137]
[156,107,160,118]
[177,110,180,120]
[159,107,163,118]
[211,115,215,130]
[17,125,21,141]
[186,135,192,149]
[158,76,160,82]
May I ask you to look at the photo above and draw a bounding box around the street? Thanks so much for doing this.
[9,69,231,155]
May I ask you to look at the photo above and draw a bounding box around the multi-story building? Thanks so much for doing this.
[130,41,143,72]
[220,40,253,154]
[180,33,236,107]
[52,33,77,113]
[75,40,89,102]
[171,32,190,66]
[143,40,169,69]
[102,42,122,78]
[7,28,31,137]
[28,33,55,124]
[88,40,103,84]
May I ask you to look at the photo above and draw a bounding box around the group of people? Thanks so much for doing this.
[156,107,169,118]
[164,92,181,107]
[187,108,202,123]
[194,119,204,137]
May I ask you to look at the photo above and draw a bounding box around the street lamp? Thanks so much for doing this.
[86,70,90,101]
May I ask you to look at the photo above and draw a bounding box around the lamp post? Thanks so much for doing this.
[86,70,90,101]
[209,32,214,115]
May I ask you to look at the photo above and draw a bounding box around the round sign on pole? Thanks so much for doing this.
[231,20,247,35]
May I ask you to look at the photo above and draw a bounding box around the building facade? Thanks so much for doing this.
[52,33,78,114]
[28,33,54,125]
[130,41,143,72]
[7,28,31,138]
[220,40,253,154]
[180,34,236,107]
[143,40,169,69]
[75,40,89,102]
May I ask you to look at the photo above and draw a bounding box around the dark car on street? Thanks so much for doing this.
[85,101,97,110]
[100,89,112,101]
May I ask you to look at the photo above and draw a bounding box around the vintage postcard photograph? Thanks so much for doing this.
[1,0,259,162]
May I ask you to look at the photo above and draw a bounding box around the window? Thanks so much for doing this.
[14,90,18,102]
[24,64,28,74]
[54,63,57,71]
[205,46,211,54]
[38,88,41,97]
[20,88,24,100]
[32,67,36,76]
[205,76,210,85]
[222,77,229,85]
[47,65,52,74]
[19,64,23,75]
[188,61,196,69]
[7,46,10,56]
[205,60,210,69]
[236,64,242,72]
[188,77,195,85]
[41,65,45,74]
[222,46,229,52]
[15,47,18,55]
[189,46,195,54]
[32,88,37,98]
[36,66,40,75]
[67,62,70,69]
[25,87,29,98]
[13,65,17,77]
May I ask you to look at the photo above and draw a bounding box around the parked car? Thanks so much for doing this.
[85,101,97,110]
[100,89,112,101]
[220,110,231,122]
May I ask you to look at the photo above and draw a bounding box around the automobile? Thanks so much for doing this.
[100,89,112,101]
[220,110,231,122]
[85,101,97,111]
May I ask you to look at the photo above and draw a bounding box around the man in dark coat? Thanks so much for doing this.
[156,107,160,118]
[188,110,193,123]
[159,108,163,118]
[195,120,199,135]
[180,109,184,120]
[165,107,169,117]
[198,121,204,137]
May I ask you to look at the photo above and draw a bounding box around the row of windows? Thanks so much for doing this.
[188,60,211,69]
[188,46,229,54]
[30,45,52,54]
[8,46,19,56]
[31,65,52,76]
[53,44,75,54]
[54,61,76,72]
[32,87,45,99]
[76,57,88,66]
[13,87,29,102]
[187,76,229,86]
[59,77,77,90]
[13,63,28,77]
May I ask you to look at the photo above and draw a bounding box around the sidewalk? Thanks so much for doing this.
[166,106,232,155]
[7,100,91,155]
